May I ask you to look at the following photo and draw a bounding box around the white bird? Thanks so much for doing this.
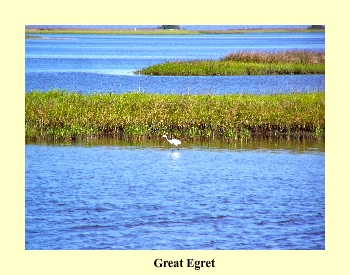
[162,135,181,147]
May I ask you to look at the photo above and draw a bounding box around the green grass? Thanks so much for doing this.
[135,50,325,76]
[25,90,325,142]
[25,35,44,39]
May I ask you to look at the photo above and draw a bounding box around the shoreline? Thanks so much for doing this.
[25,27,325,36]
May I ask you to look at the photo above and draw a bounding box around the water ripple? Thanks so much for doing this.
[25,144,324,250]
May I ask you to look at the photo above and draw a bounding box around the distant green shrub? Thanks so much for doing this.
[157,25,181,30]
[307,25,325,30]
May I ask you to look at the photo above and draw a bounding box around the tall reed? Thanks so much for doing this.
[221,50,325,64]
[25,90,325,142]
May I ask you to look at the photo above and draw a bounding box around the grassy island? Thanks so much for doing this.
[25,90,325,142]
[134,51,325,76]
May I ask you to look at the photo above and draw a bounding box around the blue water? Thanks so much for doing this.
[25,32,325,93]
[25,140,325,250]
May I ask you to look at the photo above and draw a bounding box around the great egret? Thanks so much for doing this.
[162,135,181,147]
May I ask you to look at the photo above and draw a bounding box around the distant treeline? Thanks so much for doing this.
[307,25,325,30]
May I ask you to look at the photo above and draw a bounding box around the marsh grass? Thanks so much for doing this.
[25,90,325,142]
[222,50,325,64]
[25,28,203,35]
[135,50,325,76]
[25,35,43,39]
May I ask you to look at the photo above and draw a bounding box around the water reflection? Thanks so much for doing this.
[169,151,181,160]
[25,137,325,154]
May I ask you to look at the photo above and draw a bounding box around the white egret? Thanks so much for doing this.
[162,135,181,147]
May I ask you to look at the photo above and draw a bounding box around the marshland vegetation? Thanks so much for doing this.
[25,90,325,142]
[25,28,198,36]
[135,50,325,76]
[25,27,324,36]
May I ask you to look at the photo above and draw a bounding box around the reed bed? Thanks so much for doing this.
[135,50,325,76]
[25,90,325,142]
[222,50,325,64]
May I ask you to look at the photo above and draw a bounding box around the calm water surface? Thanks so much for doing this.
[25,33,325,93]
[25,139,325,250]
